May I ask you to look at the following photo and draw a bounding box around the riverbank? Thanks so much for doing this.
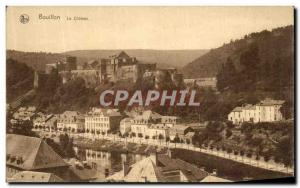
[73,136,293,182]
[36,130,294,176]
[73,136,167,155]
[172,149,293,182]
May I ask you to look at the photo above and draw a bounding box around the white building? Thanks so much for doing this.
[228,107,243,125]
[57,111,85,132]
[228,98,285,125]
[85,108,122,137]
[128,110,178,140]
[12,106,37,121]
[120,118,132,135]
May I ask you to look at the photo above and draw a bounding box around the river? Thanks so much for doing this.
[73,146,291,182]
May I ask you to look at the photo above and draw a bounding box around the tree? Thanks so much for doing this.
[234,150,239,159]
[158,134,164,140]
[264,154,271,168]
[166,136,170,143]
[131,132,136,137]
[96,130,100,139]
[275,136,294,168]
[239,43,260,91]
[138,133,143,143]
[173,135,180,143]
[225,129,232,138]
[10,120,35,136]
[145,135,149,144]
[255,154,261,166]
[124,132,129,138]
[217,58,238,92]
[240,150,245,162]
[138,133,143,138]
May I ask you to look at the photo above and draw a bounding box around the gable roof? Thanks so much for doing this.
[110,51,130,59]
[232,107,243,112]
[67,158,97,181]
[169,124,192,135]
[6,134,69,170]
[107,157,159,182]
[87,108,121,117]
[106,153,209,182]
[9,171,64,182]
[134,110,162,121]
[201,175,232,182]
[258,98,285,106]
[158,154,209,182]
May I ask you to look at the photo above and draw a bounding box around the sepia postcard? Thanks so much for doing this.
[6,6,295,183]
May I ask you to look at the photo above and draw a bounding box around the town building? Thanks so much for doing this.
[12,106,37,121]
[67,158,98,182]
[106,150,211,182]
[120,118,132,135]
[169,124,194,143]
[33,114,57,131]
[57,111,85,132]
[228,98,285,125]
[6,134,69,180]
[85,108,122,137]
[44,115,58,131]
[126,110,179,140]
[8,171,64,182]
[130,111,165,138]
[184,77,217,90]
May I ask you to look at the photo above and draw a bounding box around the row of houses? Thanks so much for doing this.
[120,110,195,142]
[55,108,195,143]
[228,98,285,125]
[15,106,195,143]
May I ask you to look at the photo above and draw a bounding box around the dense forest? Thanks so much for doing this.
[182,25,294,78]
[184,26,294,121]
[6,59,34,102]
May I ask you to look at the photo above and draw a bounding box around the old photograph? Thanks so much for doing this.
[6,6,295,183]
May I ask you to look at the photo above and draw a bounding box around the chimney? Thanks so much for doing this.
[167,149,172,159]
[123,162,130,177]
[105,168,109,177]
[212,169,217,176]
[150,151,158,166]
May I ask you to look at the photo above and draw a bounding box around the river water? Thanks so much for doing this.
[73,146,290,182]
[74,146,147,181]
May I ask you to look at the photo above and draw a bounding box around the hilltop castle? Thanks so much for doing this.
[35,51,183,89]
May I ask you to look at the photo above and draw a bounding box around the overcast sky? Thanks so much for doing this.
[7,6,294,53]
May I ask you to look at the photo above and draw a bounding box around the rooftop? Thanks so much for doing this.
[87,108,121,117]
[6,134,69,170]
[8,171,64,182]
[134,110,162,121]
[106,153,209,182]
[258,98,285,106]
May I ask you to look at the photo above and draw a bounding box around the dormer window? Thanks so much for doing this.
[10,156,16,163]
